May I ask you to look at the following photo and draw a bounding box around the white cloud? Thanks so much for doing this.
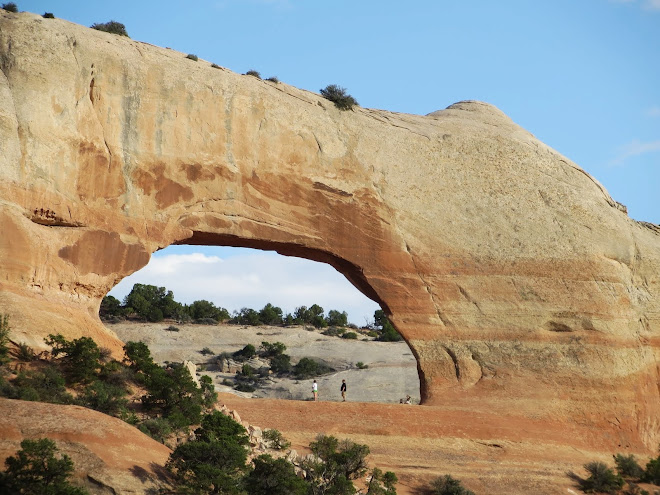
[109,250,380,325]
[610,138,660,165]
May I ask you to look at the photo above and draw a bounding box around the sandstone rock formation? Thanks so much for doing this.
[0,398,171,493]
[1,9,659,452]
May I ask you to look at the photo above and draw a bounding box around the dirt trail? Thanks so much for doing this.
[217,393,624,495]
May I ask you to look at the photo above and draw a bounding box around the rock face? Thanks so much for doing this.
[0,398,171,493]
[1,11,659,450]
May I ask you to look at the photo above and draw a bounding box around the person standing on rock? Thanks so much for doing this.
[313,380,318,401]
[340,379,347,401]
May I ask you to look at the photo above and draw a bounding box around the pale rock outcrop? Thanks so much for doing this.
[0,10,659,451]
[183,360,200,387]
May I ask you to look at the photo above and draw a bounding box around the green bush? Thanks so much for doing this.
[0,313,10,366]
[643,452,660,484]
[266,76,279,83]
[269,353,291,374]
[165,325,180,332]
[139,417,173,443]
[187,54,200,61]
[366,466,398,495]
[233,344,256,361]
[263,429,291,450]
[42,12,54,18]
[245,454,308,495]
[78,380,129,416]
[430,474,475,495]
[342,332,358,340]
[91,20,129,37]
[211,63,221,69]
[301,435,370,493]
[1,3,18,13]
[246,69,261,79]
[45,334,102,385]
[579,461,624,494]
[356,361,368,369]
[614,453,644,479]
[167,411,249,494]
[200,347,214,356]
[9,365,74,404]
[320,84,358,111]
[293,357,333,379]
[260,341,286,358]
[0,438,89,494]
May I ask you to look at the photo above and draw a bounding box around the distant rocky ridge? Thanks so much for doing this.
[0,7,659,456]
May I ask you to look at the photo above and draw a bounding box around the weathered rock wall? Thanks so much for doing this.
[1,11,659,448]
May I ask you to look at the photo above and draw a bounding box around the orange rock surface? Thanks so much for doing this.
[1,8,660,481]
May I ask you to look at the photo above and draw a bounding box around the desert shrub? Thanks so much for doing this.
[293,357,333,379]
[0,438,89,494]
[0,314,10,366]
[614,453,644,479]
[42,12,54,18]
[1,3,18,13]
[366,466,398,494]
[269,353,291,374]
[322,326,346,337]
[222,378,234,386]
[430,474,475,495]
[139,417,173,443]
[234,382,256,393]
[91,20,129,37]
[579,461,624,494]
[643,451,660,484]
[356,361,369,369]
[263,429,291,450]
[211,63,221,69]
[367,331,379,338]
[320,84,358,111]
[45,334,102,385]
[233,344,256,361]
[187,299,230,322]
[266,76,279,83]
[300,435,370,493]
[260,341,286,359]
[342,332,358,340]
[200,347,214,356]
[10,365,74,404]
[185,54,198,61]
[78,380,129,416]
[165,325,180,332]
[246,69,261,79]
[244,454,308,495]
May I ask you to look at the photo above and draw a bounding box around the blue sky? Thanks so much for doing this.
[17,1,660,323]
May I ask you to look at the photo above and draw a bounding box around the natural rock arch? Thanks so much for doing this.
[1,11,660,448]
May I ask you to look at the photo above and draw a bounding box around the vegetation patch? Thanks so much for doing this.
[91,20,129,37]
[320,84,359,111]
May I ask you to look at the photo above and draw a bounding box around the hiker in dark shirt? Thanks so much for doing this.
[340,379,347,401]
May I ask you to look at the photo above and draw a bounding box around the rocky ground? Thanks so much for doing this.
[108,321,422,404]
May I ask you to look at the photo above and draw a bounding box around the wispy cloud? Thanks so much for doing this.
[109,251,380,325]
[610,138,660,165]
[647,106,660,117]
[609,0,660,9]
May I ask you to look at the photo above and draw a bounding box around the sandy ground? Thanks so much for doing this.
[108,321,421,403]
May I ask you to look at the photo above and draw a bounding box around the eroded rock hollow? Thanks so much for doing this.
[1,11,659,449]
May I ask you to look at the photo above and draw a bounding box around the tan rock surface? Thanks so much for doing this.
[1,7,659,466]
[0,398,171,493]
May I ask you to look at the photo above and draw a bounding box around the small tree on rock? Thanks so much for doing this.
[91,20,129,37]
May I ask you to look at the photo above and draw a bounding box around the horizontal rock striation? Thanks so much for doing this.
[1,10,659,450]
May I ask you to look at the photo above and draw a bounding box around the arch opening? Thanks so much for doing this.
[105,239,422,405]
